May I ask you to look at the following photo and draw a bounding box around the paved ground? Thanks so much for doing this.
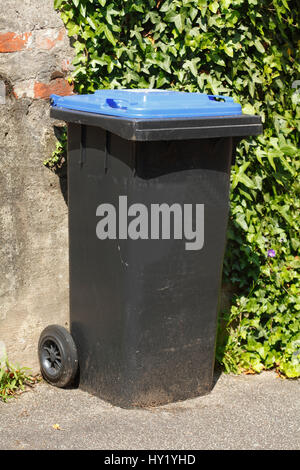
[0,371,299,450]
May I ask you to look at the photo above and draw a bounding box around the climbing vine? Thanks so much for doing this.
[53,0,300,377]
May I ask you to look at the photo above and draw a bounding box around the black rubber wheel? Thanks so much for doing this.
[38,325,78,388]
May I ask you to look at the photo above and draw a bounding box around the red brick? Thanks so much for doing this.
[57,28,65,41]
[34,79,74,100]
[35,28,66,50]
[35,36,56,50]
[0,32,31,53]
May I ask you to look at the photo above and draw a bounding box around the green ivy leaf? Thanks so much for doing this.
[224,44,233,57]
[174,14,184,33]
[254,38,265,53]
[209,1,219,14]
[54,0,64,9]
[104,25,116,46]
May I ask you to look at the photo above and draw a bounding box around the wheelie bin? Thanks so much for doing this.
[38,90,262,407]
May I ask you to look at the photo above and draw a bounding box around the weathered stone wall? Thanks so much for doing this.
[0,0,73,371]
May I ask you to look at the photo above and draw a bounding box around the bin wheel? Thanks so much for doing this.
[38,325,78,388]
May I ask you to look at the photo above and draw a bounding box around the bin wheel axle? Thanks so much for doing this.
[41,339,62,373]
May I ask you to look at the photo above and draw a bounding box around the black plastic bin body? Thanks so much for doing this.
[51,94,262,407]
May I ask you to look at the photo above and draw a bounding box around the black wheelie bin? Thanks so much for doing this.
[38,89,262,407]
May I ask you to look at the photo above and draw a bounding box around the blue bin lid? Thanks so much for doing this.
[50,89,242,119]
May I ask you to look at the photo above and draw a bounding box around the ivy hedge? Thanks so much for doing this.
[53,0,300,377]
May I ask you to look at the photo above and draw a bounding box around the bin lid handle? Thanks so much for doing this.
[208,95,235,103]
[105,98,128,110]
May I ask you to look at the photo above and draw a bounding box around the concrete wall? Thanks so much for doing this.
[0,0,74,371]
